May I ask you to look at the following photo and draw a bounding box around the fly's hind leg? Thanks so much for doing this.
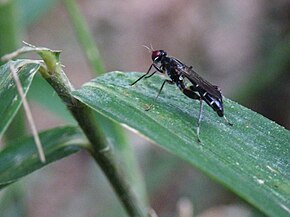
[180,85,203,142]
[196,99,204,143]
[223,116,233,126]
[182,88,200,100]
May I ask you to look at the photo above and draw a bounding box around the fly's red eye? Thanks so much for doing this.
[152,50,166,62]
[152,50,161,61]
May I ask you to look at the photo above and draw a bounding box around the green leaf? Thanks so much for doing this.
[0,61,40,138]
[73,71,290,217]
[0,126,86,189]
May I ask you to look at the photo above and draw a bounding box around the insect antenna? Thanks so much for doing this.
[142,44,154,53]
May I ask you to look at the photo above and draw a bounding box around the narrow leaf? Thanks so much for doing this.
[0,126,86,189]
[73,71,290,217]
[0,61,40,138]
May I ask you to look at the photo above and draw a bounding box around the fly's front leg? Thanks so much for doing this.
[145,79,173,111]
[143,64,163,79]
[144,70,157,79]
[131,64,163,86]
[131,64,154,86]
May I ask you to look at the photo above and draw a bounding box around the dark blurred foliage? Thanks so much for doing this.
[247,1,290,129]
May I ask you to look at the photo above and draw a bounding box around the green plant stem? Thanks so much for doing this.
[63,0,105,75]
[0,0,26,141]
[38,51,147,217]
[63,0,148,204]
[0,0,21,65]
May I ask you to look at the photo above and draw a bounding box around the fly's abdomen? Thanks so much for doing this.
[201,91,224,117]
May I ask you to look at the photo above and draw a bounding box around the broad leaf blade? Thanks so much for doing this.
[73,71,290,217]
[0,61,40,138]
[0,126,86,189]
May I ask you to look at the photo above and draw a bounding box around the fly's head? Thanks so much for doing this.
[152,50,167,64]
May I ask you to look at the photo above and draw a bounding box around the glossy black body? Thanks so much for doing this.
[149,50,224,117]
[131,49,230,141]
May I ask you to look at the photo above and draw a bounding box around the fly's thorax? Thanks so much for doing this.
[163,58,183,81]
[167,68,181,82]
[153,61,162,68]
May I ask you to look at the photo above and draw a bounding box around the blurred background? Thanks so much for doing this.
[0,0,289,216]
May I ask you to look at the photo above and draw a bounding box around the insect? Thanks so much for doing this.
[131,48,232,142]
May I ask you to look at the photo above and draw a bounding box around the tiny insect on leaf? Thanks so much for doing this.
[131,49,232,142]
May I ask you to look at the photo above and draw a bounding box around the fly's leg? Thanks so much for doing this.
[144,70,157,79]
[131,62,169,111]
[223,116,233,126]
[143,63,166,79]
[184,88,206,143]
[131,64,153,86]
[143,65,165,80]
[145,79,173,111]
[179,83,203,142]
[182,88,200,100]
[131,64,163,86]
[196,99,204,143]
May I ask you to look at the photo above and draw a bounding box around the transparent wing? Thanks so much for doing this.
[171,57,222,99]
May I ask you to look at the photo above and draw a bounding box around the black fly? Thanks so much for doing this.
[131,48,232,142]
